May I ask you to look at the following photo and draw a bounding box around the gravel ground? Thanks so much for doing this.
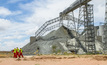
[0,55,107,65]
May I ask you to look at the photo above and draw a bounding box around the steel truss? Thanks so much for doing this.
[66,7,85,38]
[35,15,84,37]
[64,5,91,53]
[84,4,96,53]
[34,0,95,53]
[39,23,61,36]
[103,0,107,53]
[60,4,96,53]
[35,17,60,37]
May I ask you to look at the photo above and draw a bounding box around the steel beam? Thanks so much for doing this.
[35,15,84,38]
[39,23,61,36]
[35,17,60,38]
[84,4,96,53]
[60,0,91,16]
[103,0,107,53]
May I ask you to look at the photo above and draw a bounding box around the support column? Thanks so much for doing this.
[103,0,107,54]
[59,12,64,26]
[84,4,96,53]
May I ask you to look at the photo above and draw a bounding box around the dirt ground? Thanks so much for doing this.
[0,55,107,65]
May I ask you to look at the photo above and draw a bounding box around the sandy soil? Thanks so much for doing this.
[0,55,107,65]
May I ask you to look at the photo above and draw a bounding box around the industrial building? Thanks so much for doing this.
[22,0,107,54]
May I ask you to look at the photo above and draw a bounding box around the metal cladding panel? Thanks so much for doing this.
[99,25,104,36]
[60,0,91,16]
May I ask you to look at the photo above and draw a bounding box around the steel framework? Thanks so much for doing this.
[36,15,84,37]
[84,4,96,53]
[34,0,95,53]
[103,0,107,53]
[35,17,60,37]
[39,23,61,36]
[60,0,91,16]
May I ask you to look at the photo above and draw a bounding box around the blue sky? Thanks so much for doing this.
[0,0,105,51]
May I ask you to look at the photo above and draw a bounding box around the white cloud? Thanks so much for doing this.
[3,35,25,40]
[25,27,38,35]
[0,7,22,17]
[0,39,29,51]
[20,0,75,26]
[0,21,37,42]
[12,11,22,15]
[0,17,37,51]
[20,0,105,26]
[0,18,37,51]
[0,19,12,31]
[94,5,105,23]
[91,0,105,23]
[0,7,12,16]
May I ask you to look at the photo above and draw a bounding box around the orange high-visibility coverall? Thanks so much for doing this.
[19,49,23,58]
[13,48,17,58]
[16,48,19,58]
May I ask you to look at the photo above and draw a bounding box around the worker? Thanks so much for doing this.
[12,48,17,58]
[35,49,38,55]
[19,48,24,58]
[36,47,40,55]
[16,47,19,58]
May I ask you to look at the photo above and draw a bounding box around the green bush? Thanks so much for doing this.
[35,64,40,65]
[57,49,61,53]
[63,52,69,55]
[52,45,57,53]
